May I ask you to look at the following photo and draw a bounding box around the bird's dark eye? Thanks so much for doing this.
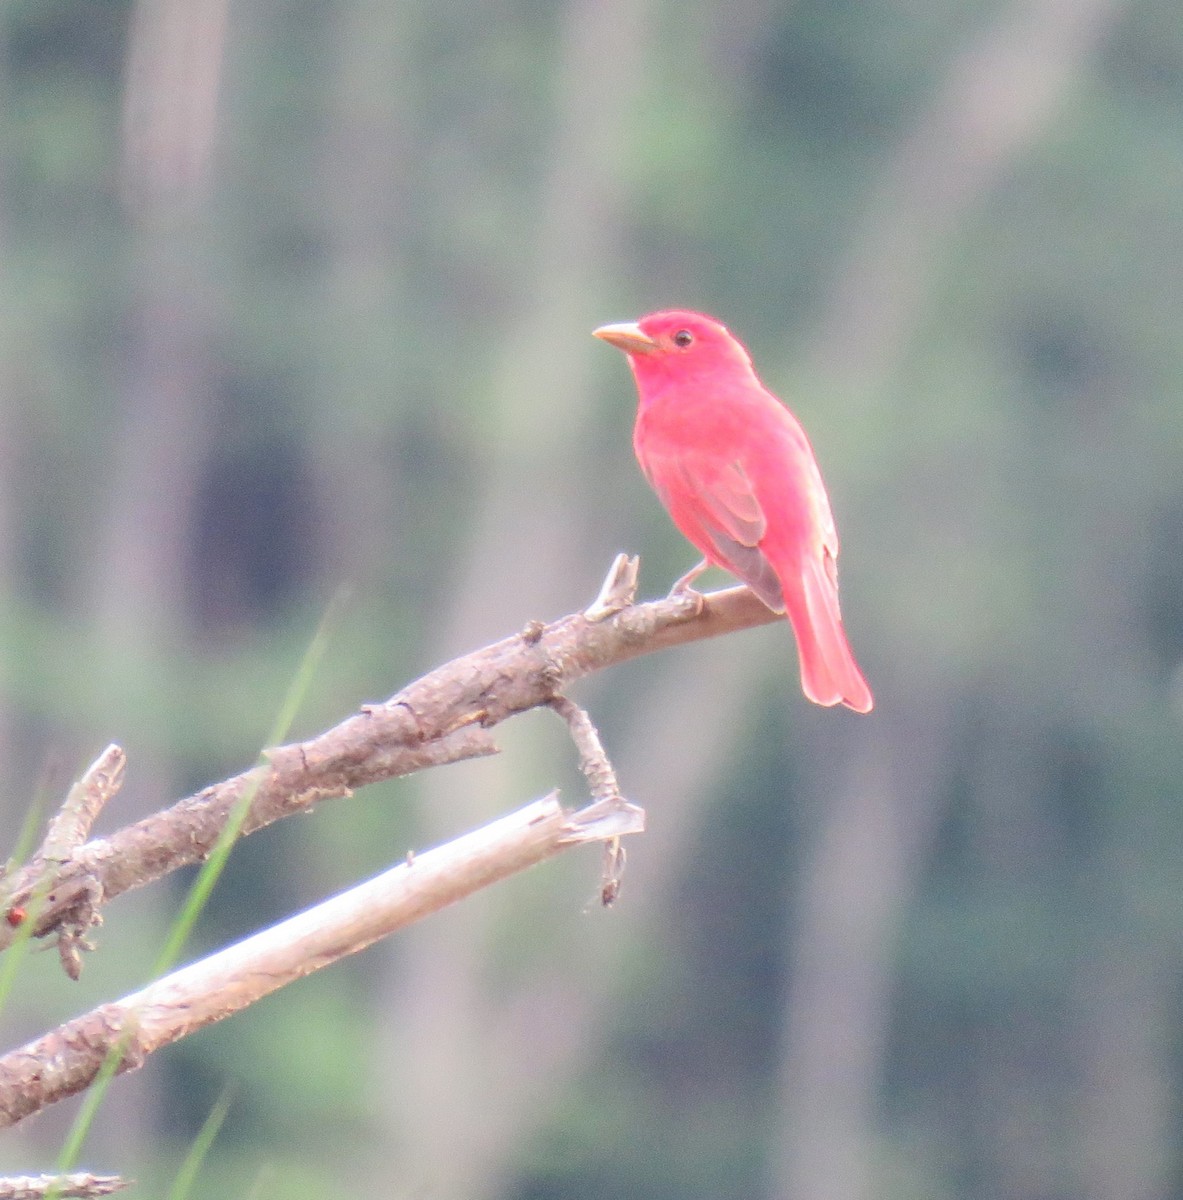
[673,329,694,348]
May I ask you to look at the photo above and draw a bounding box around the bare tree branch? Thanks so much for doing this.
[0,575,777,955]
[0,792,642,1129]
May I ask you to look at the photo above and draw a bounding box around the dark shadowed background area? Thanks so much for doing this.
[1,0,1182,1197]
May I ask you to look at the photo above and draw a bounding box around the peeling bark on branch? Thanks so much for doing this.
[0,793,643,1128]
[0,567,772,1138]
[0,578,777,952]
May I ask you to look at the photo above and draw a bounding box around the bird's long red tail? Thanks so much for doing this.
[788,555,874,713]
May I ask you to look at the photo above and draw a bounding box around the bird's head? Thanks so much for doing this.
[593,310,756,389]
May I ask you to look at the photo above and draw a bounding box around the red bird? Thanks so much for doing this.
[594,309,873,713]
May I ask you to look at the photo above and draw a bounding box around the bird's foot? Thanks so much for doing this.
[668,559,709,598]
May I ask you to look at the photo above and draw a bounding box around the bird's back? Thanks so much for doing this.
[633,373,837,572]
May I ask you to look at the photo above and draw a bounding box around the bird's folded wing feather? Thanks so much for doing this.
[644,451,786,614]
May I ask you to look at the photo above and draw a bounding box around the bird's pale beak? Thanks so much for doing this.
[593,321,659,355]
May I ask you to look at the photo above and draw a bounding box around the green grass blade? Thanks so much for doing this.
[52,589,347,1179]
[0,762,71,1020]
[51,1031,133,1185]
[166,1088,234,1200]
[151,589,346,980]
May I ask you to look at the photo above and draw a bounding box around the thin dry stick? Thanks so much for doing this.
[0,792,643,1129]
[0,1174,127,1199]
[0,570,777,954]
[549,695,636,904]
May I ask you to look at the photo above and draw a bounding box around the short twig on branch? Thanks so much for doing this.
[583,552,639,621]
[31,746,128,980]
[42,745,127,862]
[0,792,643,1128]
[0,567,777,956]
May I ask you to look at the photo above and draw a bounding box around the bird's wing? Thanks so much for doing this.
[799,448,840,590]
[759,404,841,587]
[643,451,786,614]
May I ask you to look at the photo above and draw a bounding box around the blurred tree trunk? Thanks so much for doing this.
[807,0,1126,389]
[1059,312,1172,1200]
[309,0,414,593]
[1073,950,1171,1200]
[770,2,1128,1198]
[97,0,230,659]
[768,708,948,1200]
[89,0,229,799]
[356,3,783,1198]
[374,0,650,1182]
[0,35,21,824]
[1054,312,1173,1200]
[80,0,231,1169]
[0,35,42,1169]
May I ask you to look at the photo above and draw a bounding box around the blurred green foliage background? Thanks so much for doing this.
[1,0,1183,1197]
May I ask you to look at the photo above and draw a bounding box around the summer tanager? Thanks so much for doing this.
[594,309,873,713]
